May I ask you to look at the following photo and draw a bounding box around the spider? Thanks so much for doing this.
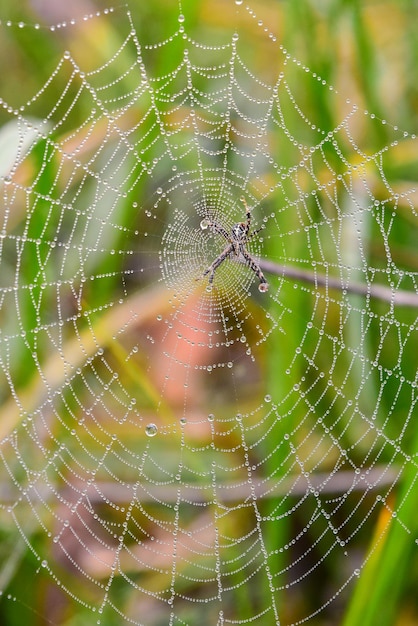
[200,197,269,292]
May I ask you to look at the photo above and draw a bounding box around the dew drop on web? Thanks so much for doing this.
[145,423,158,437]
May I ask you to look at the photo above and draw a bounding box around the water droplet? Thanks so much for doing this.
[235,0,243,4]
[200,219,210,230]
[264,394,272,403]
[145,423,158,437]
[208,413,215,422]
[258,282,269,293]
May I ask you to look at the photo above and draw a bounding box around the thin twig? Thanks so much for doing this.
[258,259,418,308]
[0,465,398,503]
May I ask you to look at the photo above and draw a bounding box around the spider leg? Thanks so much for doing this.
[203,244,234,283]
[240,196,252,237]
[247,224,265,240]
[206,219,230,241]
[241,249,269,290]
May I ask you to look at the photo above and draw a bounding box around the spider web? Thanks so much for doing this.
[1,1,418,624]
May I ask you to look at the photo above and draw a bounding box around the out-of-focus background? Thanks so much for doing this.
[1,0,418,129]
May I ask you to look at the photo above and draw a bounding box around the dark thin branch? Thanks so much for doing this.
[0,465,398,504]
[258,259,418,308]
